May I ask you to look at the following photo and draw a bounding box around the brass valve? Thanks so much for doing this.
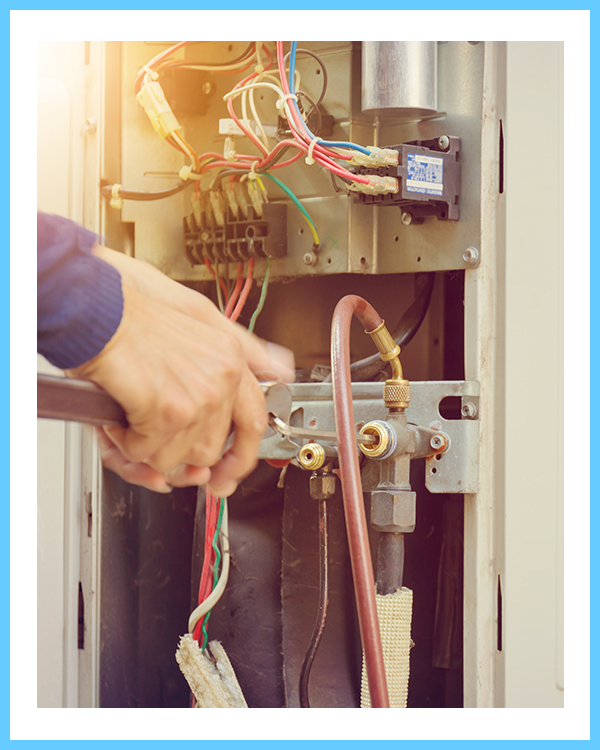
[298,443,326,471]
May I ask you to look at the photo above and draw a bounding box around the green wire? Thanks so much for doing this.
[248,258,271,334]
[200,497,226,652]
[262,172,320,246]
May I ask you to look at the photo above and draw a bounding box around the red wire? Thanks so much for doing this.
[229,258,255,323]
[224,262,245,318]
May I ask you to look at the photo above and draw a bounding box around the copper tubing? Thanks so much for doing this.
[331,295,390,708]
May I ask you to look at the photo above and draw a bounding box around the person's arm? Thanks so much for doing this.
[38,213,293,496]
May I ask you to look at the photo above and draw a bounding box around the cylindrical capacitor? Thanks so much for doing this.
[361,41,437,118]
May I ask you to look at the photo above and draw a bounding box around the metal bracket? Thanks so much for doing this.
[258,380,480,494]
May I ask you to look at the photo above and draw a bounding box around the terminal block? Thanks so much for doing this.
[350,136,461,222]
[183,193,287,266]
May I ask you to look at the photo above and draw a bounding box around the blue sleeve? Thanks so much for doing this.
[37,212,124,369]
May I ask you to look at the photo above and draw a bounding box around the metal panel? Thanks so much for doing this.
[258,380,479,494]
[113,42,483,281]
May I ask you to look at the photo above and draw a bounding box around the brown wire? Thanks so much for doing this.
[331,295,390,708]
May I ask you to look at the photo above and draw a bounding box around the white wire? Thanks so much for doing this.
[188,497,230,634]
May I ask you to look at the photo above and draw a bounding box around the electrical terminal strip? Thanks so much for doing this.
[348,175,399,196]
[234,183,249,218]
[191,190,203,226]
[224,183,239,218]
[136,80,182,140]
[349,146,399,168]
[210,191,227,227]
[246,180,264,217]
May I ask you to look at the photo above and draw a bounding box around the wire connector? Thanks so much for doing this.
[348,176,399,196]
[109,184,123,210]
[136,80,181,140]
[349,146,399,168]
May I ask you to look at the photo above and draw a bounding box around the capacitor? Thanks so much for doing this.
[361,41,437,118]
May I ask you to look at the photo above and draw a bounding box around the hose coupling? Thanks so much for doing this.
[358,420,398,460]
[383,378,411,410]
[365,320,409,408]
[298,443,327,471]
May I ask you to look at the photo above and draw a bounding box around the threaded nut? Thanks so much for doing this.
[384,380,411,409]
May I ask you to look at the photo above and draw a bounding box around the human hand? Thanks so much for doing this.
[70,247,294,496]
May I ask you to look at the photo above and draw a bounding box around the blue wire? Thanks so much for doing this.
[287,41,371,156]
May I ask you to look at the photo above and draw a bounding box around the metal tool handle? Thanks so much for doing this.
[37,374,127,427]
[37,374,293,432]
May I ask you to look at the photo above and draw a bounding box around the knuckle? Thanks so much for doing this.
[159,395,194,433]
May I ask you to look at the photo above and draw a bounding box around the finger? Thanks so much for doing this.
[226,324,295,382]
[164,464,211,488]
[207,369,267,492]
[98,429,173,493]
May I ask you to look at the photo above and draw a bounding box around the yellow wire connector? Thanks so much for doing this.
[349,147,399,168]
[136,81,181,140]
[348,175,399,196]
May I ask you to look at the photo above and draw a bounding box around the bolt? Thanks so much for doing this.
[463,247,480,265]
[401,212,413,226]
[430,434,447,451]
[202,82,213,95]
[461,402,478,419]
[83,117,97,133]
[303,252,318,266]
[438,135,450,150]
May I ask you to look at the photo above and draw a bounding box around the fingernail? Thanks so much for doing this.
[155,484,173,494]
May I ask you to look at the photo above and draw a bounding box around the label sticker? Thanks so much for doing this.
[406,153,444,196]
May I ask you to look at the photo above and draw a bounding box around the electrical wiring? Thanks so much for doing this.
[262,172,320,246]
[229,258,255,323]
[188,497,230,635]
[199,496,227,650]
[248,258,271,333]
[286,42,370,157]
[298,495,329,708]
[101,180,191,202]
[283,48,328,107]
[224,262,245,318]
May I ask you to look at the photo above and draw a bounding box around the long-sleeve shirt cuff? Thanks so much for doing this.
[37,212,124,370]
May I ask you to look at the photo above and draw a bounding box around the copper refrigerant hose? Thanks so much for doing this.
[331,295,390,709]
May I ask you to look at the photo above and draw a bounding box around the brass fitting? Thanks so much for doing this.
[298,443,326,471]
[365,320,410,409]
[383,379,411,410]
[358,420,398,460]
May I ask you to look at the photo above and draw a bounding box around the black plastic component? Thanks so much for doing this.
[184,201,287,265]
[160,69,215,117]
[276,112,334,140]
[350,136,461,222]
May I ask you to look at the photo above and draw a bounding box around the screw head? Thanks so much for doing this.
[303,252,318,266]
[83,117,97,133]
[438,135,450,150]
[401,212,413,226]
[202,82,213,95]
[463,246,480,265]
[461,402,478,419]
[430,434,447,451]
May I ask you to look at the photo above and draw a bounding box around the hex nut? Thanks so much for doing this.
[309,473,336,500]
[461,401,478,419]
[463,246,480,265]
[371,490,416,533]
